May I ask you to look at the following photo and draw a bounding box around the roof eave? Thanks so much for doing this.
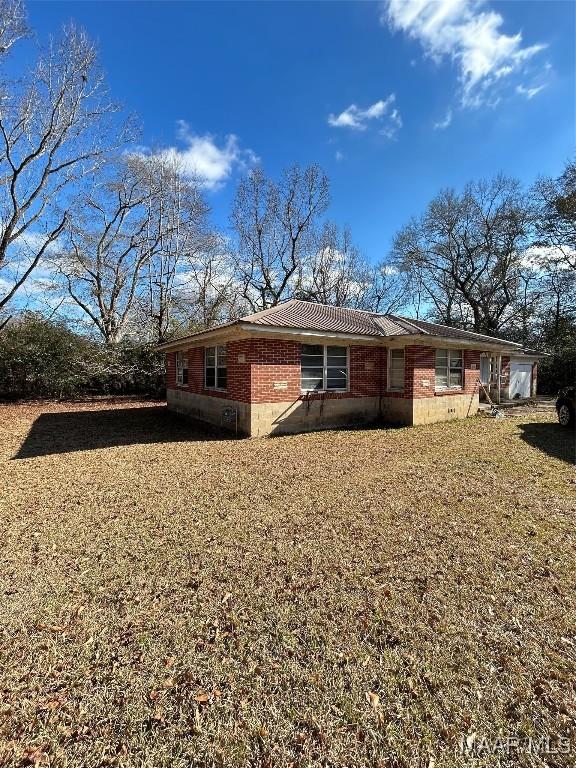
[155,322,241,352]
[156,321,526,353]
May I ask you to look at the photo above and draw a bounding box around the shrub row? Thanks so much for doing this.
[0,314,165,400]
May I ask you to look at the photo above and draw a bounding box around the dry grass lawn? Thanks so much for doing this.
[0,400,574,768]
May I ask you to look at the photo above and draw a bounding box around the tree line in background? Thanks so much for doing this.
[0,0,574,398]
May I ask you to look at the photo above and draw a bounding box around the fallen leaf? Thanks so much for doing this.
[366,691,380,709]
[194,692,210,703]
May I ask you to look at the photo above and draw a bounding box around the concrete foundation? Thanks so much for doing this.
[251,396,381,436]
[411,392,479,424]
[167,388,480,436]
[167,389,251,435]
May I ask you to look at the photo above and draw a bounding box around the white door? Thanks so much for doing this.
[509,362,532,398]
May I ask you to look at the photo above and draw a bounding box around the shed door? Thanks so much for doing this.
[510,362,532,398]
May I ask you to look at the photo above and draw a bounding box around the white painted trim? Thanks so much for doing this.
[434,348,463,392]
[509,355,541,363]
[204,343,228,392]
[300,343,350,394]
[387,347,405,392]
[175,350,188,386]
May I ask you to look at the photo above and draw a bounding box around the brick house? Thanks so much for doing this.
[158,300,540,437]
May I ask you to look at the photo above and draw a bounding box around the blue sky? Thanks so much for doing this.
[24,0,576,263]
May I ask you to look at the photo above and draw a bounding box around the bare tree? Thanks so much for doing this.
[295,221,409,313]
[181,238,242,329]
[0,0,28,58]
[56,157,160,345]
[137,153,215,344]
[0,23,119,327]
[507,265,544,346]
[391,175,531,335]
[299,221,369,307]
[231,164,330,311]
[532,159,576,272]
[365,261,411,315]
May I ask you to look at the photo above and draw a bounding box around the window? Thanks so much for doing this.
[435,349,463,390]
[480,355,491,385]
[388,349,405,391]
[301,344,348,391]
[175,351,188,386]
[205,345,227,390]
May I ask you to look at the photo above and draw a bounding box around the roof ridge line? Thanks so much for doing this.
[388,313,430,334]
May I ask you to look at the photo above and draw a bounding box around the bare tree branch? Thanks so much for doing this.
[0,20,121,312]
[391,175,531,335]
[231,164,330,311]
[0,0,28,58]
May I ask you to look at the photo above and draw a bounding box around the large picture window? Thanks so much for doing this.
[175,351,188,386]
[388,348,405,391]
[435,349,463,390]
[205,345,227,390]
[301,344,348,391]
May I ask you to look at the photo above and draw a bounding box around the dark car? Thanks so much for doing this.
[556,386,575,427]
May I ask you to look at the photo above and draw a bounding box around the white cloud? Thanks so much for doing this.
[522,245,576,270]
[516,84,545,100]
[382,0,546,107]
[328,95,402,138]
[433,109,453,130]
[13,231,60,257]
[155,121,258,190]
[335,150,344,161]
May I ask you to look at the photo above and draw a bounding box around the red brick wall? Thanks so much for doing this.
[406,345,435,399]
[166,351,177,389]
[463,350,481,394]
[166,340,253,403]
[166,340,483,404]
[349,345,383,397]
[249,340,385,403]
[405,345,480,399]
[167,339,385,404]
[249,338,301,403]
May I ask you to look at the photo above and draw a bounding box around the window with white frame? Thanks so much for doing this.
[388,348,405,390]
[435,349,463,390]
[205,345,227,390]
[175,351,188,386]
[301,344,348,391]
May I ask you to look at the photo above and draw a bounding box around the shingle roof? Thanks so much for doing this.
[157,299,522,350]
